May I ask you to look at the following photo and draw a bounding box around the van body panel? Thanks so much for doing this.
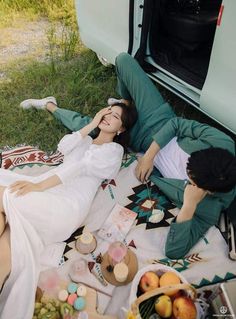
[200,0,236,133]
[75,0,130,64]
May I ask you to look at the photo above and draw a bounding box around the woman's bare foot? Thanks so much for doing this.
[0,226,11,291]
[0,212,6,237]
[0,186,6,237]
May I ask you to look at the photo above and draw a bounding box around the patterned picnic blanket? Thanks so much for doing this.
[1,146,235,318]
[0,145,63,169]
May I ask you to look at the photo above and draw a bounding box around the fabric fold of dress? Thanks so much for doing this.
[0,132,123,319]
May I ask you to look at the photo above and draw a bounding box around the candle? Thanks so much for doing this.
[113,262,129,283]
[75,231,97,254]
[80,232,93,245]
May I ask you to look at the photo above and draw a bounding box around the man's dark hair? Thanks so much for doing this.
[187,147,236,193]
[113,102,138,153]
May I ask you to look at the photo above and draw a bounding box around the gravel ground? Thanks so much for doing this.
[0,19,58,79]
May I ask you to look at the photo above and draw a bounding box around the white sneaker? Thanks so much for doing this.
[20,96,57,110]
[107,97,122,106]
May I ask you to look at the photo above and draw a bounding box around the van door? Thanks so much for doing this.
[75,0,137,64]
[200,0,236,134]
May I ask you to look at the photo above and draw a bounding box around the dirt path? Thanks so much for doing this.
[0,19,56,79]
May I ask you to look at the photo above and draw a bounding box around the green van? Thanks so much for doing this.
[75,0,236,134]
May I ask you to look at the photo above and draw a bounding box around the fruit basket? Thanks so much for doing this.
[127,264,203,319]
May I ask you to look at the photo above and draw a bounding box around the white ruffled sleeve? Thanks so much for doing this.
[82,143,124,179]
[57,131,92,155]
[56,142,124,184]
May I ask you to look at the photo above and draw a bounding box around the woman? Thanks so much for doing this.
[0,100,137,319]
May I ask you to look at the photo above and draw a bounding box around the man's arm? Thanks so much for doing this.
[152,117,235,154]
[165,189,222,259]
[135,117,234,182]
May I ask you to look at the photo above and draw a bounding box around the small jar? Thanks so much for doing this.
[75,232,97,254]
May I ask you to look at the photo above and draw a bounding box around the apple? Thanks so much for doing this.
[170,290,185,302]
[155,294,172,318]
[139,271,159,292]
[159,271,181,296]
[173,296,197,319]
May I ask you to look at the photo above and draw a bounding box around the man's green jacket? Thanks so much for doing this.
[149,117,236,259]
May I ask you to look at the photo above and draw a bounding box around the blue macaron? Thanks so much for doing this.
[74,296,86,311]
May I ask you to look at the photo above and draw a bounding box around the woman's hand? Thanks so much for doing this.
[135,155,154,183]
[9,181,42,196]
[90,107,112,129]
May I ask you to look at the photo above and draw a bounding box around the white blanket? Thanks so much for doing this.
[44,160,236,318]
[0,158,235,319]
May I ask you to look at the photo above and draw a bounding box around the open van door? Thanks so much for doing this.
[75,0,136,64]
[200,0,236,134]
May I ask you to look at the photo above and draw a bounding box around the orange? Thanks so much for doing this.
[159,271,181,296]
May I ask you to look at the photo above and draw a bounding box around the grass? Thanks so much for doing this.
[0,0,118,151]
[0,50,117,151]
[0,0,77,27]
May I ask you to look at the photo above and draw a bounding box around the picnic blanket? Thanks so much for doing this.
[1,146,236,318]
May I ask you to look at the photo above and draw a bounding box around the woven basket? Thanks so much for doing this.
[128,264,202,319]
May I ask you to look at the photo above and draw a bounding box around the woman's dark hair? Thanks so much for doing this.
[187,147,236,193]
[112,102,138,153]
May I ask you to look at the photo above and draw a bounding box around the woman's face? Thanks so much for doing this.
[98,105,124,133]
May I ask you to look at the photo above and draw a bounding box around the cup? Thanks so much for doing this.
[107,241,127,265]
[75,231,97,254]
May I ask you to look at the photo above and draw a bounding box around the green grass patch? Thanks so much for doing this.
[0,0,77,27]
[0,50,117,152]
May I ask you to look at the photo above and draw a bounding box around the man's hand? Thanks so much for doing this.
[9,181,42,196]
[183,184,207,207]
[176,184,207,223]
[135,155,154,183]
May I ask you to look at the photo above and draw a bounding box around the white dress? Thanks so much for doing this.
[0,132,123,319]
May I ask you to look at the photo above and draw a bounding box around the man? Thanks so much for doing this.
[20,53,236,259]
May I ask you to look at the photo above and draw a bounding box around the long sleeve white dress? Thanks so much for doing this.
[0,132,123,319]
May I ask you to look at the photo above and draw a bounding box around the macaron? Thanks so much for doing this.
[67,282,78,294]
[74,296,86,311]
[58,289,69,302]
[78,311,89,319]
[77,284,87,297]
[67,293,77,305]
